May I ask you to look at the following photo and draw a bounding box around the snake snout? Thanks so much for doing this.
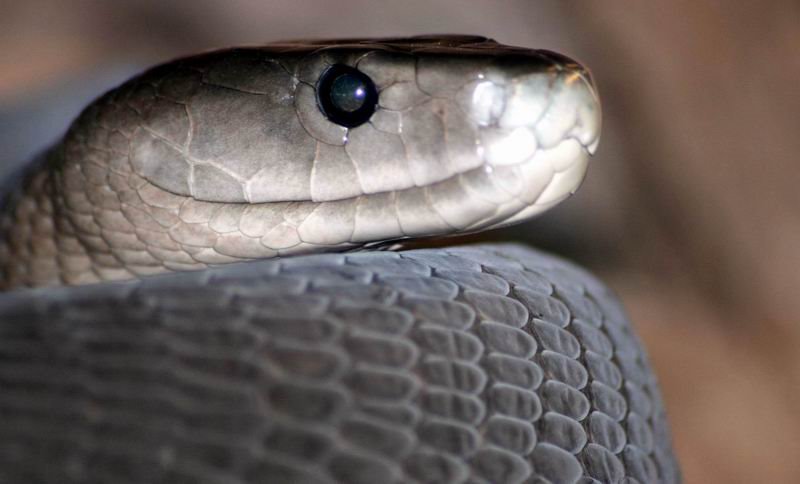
[458,55,601,231]
[487,66,600,154]
[536,62,602,155]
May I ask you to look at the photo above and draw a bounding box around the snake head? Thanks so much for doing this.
[127,36,598,249]
[12,36,600,286]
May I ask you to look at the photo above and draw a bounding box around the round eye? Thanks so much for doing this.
[316,64,378,128]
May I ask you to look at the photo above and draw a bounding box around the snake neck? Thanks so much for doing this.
[0,145,208,290]
[0,148,136,289]
[0,156,81,289]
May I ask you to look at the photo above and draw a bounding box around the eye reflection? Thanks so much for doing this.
[331,74,368,112]
[316,64,378,128]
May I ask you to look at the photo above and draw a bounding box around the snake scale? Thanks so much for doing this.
[0,36,680,483]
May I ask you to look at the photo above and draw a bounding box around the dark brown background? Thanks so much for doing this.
[2,1,798,482]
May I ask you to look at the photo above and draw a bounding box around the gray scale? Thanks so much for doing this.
[0,244,680,483]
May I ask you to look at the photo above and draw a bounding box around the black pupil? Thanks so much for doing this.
[330,74,367,112]
[316,64,378,128]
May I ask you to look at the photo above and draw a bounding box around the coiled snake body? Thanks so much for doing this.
[0,36,680,483]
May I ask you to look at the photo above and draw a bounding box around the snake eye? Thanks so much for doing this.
[316,64,378,128]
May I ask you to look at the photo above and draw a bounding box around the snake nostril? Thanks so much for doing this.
[316,64,379,128]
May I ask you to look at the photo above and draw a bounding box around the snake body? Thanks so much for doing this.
[0,36,680,482]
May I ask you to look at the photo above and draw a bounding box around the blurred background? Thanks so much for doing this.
[2,1,798,482]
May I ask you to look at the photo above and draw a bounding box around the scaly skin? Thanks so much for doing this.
[0,36,600,289]
[0,244,681,483]
[0,37,681,483]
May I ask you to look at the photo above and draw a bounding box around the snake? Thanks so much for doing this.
[0,36,680,483]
